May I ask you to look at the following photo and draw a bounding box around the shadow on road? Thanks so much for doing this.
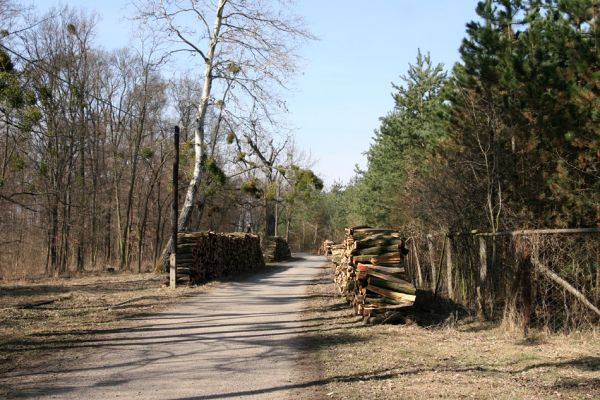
[1,255,356,399]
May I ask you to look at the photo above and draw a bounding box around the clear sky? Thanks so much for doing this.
[32,0,479,186]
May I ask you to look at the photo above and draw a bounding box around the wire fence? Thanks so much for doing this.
[404,228,600,333]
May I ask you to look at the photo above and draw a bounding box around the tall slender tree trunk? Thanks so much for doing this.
[159,0,226,270]
[285,212,291,242]
[120,96,148,269]
[48,201,59,276]
[264,198,275,237]
[177,0,225,231]
[76,123,86,273]
[153,183,163,264]
[137,165,161,273]
[104,205,111,264]
[119,130,142,269]
[274,184,279,237]
[60,181,71,275]
[90,159,98,266]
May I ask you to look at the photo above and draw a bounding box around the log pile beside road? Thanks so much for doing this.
[175,232,265,284]
[330,226,416,323]
[261,236,292,261]
[320,240,334,256]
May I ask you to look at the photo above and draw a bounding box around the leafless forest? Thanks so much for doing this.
[0,0,322,279]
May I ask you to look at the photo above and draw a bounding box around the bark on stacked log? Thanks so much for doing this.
[331,226,417,324]
[261,236,292,261]
[175,232,265,284]
[321,240,334,256]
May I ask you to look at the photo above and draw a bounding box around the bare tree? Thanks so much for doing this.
[234,117,288,236]
[135,0,312,266]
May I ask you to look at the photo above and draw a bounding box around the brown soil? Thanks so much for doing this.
[0,273,208,378]
[301,264,600,400]
[2,262,598,399]
[0,257,326,399]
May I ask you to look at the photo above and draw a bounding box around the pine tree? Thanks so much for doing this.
[355,50,447,227]
[441,0,598,229]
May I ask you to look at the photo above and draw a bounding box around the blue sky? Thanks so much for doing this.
[33,0,479,186]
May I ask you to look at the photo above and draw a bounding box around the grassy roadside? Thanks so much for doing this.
[303,264,600,400]
[0,273,209,379]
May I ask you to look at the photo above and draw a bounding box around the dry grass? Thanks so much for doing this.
[0,273,208,376]
[2,263,599,399]
[303,265,600,400]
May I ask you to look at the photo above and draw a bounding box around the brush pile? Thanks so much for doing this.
[261,236,292,261]
[175,232,265,284]
[330,225,417,323]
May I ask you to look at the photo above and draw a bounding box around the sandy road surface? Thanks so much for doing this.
[2,255,328,399]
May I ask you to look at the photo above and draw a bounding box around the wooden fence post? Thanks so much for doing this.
[477,236,487,319]
[446,235,454,300]
[170,126,180,289]
[516,236,532,336]
[411,238,424,288]
[427,234,436,290]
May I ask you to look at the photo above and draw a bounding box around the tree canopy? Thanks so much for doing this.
[318,0,599,239]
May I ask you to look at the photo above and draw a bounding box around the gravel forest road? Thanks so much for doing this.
[6,255,328,400]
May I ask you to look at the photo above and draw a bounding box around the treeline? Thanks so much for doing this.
[310,0,599,242]
[2,0,598,277]
[0,1,321,278]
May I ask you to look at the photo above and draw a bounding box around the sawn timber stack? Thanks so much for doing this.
[330,226,416,323]
[175,232,265,284]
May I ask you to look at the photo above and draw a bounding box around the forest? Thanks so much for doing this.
[321,0,599,242]
[0,0,598,279]
[0,0,323,278]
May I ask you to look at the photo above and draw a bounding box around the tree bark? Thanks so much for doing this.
[427,234,436,290]
[178,0,225,232]
[446,236,454,300]
[411,238,423,288]
[477,236,488,319]
[264,198,275,237]
[159,0,226,270]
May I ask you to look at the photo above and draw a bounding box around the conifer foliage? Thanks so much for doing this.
[328,0,599,236]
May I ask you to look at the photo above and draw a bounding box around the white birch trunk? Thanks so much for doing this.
[159,0,227,269]
[177,0,226,231]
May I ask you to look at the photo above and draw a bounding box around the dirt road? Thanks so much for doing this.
[3,255,328,399]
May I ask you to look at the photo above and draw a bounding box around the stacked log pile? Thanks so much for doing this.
[330,243,346,265]
[175,232,265,284]
[320,240,334,256]
[331,226,417,323]
[261,236,292,261]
